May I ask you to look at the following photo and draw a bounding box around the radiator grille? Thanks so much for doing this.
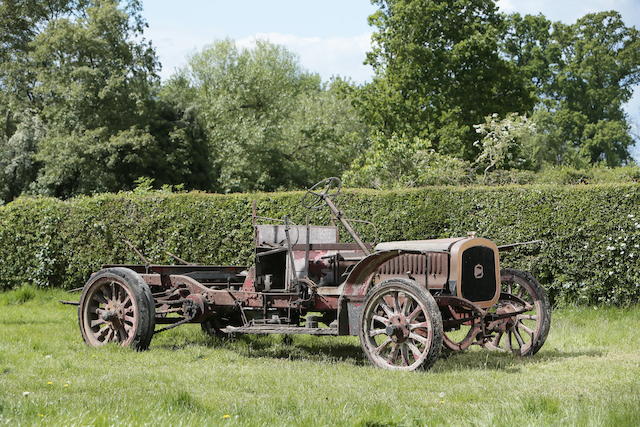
[378,253,448,289]
[460,246,497,302]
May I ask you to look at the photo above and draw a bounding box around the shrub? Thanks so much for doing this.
[0,184,639,305]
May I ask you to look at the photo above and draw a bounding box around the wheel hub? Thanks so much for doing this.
[385,314,410,343]
[102,302,125,324]
[494,303,519,331]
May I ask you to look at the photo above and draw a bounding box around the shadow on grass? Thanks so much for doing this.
[154,331,603,371]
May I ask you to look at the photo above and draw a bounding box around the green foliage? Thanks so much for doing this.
[0,113,43,202]
[359,0,534,160]
[0,0,211,200]
[1,184,639,305]
[501,11,640,167]
[343,133,472,188]
[473,113,537,178]
[358,4,640,168]
[164,40,368,193]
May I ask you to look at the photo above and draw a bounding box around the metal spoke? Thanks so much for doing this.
[386,344,400,365]
[400,344,410,366]
[378,300,394,318]
[407,306,422,322]
[392,292,401,314]
[407,341,423,359]
[409,332,428,345]
[513,328,525,347]
[518,322,535,340]
[410,321,430,331]
[369,328,387,337]
[372,315,390,326]
[374,337,393,355]
[507,331,514,351]
[400,296,411,316]
[90,319,105,328]
[100,288,111,304]
[494,331,504,348]
[94,292,107,304]
[97,326,110,341]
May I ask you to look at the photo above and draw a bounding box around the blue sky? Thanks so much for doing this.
[143,0,640,157]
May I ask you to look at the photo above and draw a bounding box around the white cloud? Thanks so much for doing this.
[147,26,374,83]
[496,0,639,25]
[236,32,373,82]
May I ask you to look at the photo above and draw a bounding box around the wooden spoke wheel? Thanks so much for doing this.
[441,298,484,352]
[79,268,155,350]
[484,268,551,356]
[359,278,443,371]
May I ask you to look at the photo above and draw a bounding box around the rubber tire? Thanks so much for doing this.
[78,267,155,351]
[500,268,551,356]
[359,278,443,371]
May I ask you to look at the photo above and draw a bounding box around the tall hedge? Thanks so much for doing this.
[1,184,639,305]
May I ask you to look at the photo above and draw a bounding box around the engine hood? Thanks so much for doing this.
[374,237,470,253]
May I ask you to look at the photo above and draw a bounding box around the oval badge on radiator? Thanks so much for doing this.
[474,264,484,279]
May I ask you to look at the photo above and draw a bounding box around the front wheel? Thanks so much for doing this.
[484,268,551,356]
[359,278,443,371]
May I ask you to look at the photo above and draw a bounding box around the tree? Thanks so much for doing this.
[342,133,471,189]
[358,0,534,160]
[0,0,212,199]
[473,113,537,179]
[0,112,43,201]
[501,11,640,167]
[165,40,368,192]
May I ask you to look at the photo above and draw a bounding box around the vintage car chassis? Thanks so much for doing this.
[72,178,551,371]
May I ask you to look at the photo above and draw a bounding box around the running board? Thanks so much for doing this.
[222,326,338,336]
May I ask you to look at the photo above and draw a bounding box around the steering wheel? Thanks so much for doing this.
[302,177,342,209]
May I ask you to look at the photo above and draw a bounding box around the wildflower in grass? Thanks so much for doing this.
[47,381,53,385]
[222,414,231,419]
[64,383,69,387]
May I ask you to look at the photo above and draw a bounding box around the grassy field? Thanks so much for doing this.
[0,287,639,426]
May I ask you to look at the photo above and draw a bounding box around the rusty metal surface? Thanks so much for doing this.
[378,252,449,289]
[222,325,338,335]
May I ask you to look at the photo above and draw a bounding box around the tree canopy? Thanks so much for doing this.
[164,40,367,192]
[0,0,638,199]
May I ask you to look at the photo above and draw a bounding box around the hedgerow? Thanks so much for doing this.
[1,184,639,305]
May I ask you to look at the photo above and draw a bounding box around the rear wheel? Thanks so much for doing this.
[359,278,443,371]
[484,269,551,356]
[78,268,155,350]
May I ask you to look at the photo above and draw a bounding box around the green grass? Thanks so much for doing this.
[1,287,639,426]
